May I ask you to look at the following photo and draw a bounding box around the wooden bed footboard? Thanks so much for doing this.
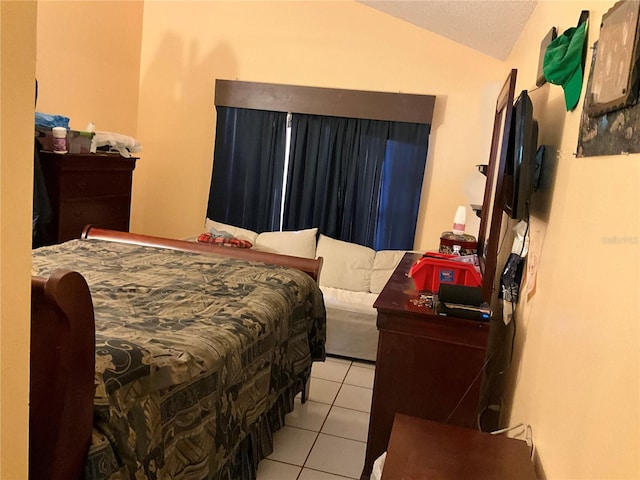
[30,270,95,480]
[81,225,323,282]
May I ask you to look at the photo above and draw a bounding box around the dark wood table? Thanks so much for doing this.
[381,414,537,479]
[362,252,490,479]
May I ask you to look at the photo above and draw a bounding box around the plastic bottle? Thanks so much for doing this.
[452,206,466,235]
[52,126,67,154]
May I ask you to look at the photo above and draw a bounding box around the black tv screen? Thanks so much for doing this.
[504,90,538,220]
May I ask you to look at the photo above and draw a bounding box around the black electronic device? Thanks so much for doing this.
[435,284,491,321]
[438,284,483,306]
[504,90,539,220]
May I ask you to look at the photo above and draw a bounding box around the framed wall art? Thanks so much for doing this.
[536,27,557,87]
[585,0,640,117]
[577,41,640,157]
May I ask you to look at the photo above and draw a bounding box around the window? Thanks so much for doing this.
[207,81,435,250]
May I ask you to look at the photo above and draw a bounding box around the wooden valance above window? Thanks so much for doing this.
[215,79,435,125]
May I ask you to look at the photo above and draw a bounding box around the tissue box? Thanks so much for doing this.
[67,130,94,153]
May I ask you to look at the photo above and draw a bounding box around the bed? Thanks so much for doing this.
[30,226,326,480]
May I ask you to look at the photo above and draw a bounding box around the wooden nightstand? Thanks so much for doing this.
[361,252,490,479]
[39,152,137,245]
[381,414,537,479]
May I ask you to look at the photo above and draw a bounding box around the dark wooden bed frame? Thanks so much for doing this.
[29,226,324,480]
[30,270,95,480]
[80,226,323,281]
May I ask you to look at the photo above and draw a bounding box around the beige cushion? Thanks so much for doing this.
[204,219,258,244]
[316,235,375,292]
[370,250,406,294]
[320,286,378,314]
[254,228,318,258]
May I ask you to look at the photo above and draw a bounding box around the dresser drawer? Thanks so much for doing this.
[39,152,137,245]
[59,171,132,199]
[58,198,132,242]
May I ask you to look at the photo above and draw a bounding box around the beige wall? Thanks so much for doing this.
[133,0,505,241]
[24,1,640,478]
[0,1,37,477]
[36,0,143,135]
[503,2,640,478]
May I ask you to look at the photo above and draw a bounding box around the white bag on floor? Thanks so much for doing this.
[370,451,387,480]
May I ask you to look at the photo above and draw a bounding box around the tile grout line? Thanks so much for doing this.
[295,360,353,480]
[264,358,368,480]
[302,465,360,480]
[268,358,373,480]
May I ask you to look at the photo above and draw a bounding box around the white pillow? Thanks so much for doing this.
[370,250,406,294]
[254,228,318,259]
[316,234,375,292]
[204,219,258,244]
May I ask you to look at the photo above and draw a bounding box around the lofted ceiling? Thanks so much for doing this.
[358,0,538,60]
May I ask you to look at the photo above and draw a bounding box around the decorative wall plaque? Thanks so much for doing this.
[585,0,640,117]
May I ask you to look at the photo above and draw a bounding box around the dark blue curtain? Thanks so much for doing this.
[282,116,386,245]
[284,114,429,250]
[206,107,287,233]
[375,133,430,249]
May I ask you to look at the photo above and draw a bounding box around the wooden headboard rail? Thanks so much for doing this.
[30,270,95,480]
[81,225,323,283]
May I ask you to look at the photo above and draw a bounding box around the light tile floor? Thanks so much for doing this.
[258,356,375,480]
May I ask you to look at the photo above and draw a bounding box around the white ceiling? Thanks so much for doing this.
[359,0,538,60]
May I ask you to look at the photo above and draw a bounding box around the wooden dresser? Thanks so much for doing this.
[381,414,537,479]
[361,252,490,479]
[40,152,137,245]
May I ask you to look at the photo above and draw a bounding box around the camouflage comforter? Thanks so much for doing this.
[32,239,326,480]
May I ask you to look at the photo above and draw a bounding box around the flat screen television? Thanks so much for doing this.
[504,90,539,220]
